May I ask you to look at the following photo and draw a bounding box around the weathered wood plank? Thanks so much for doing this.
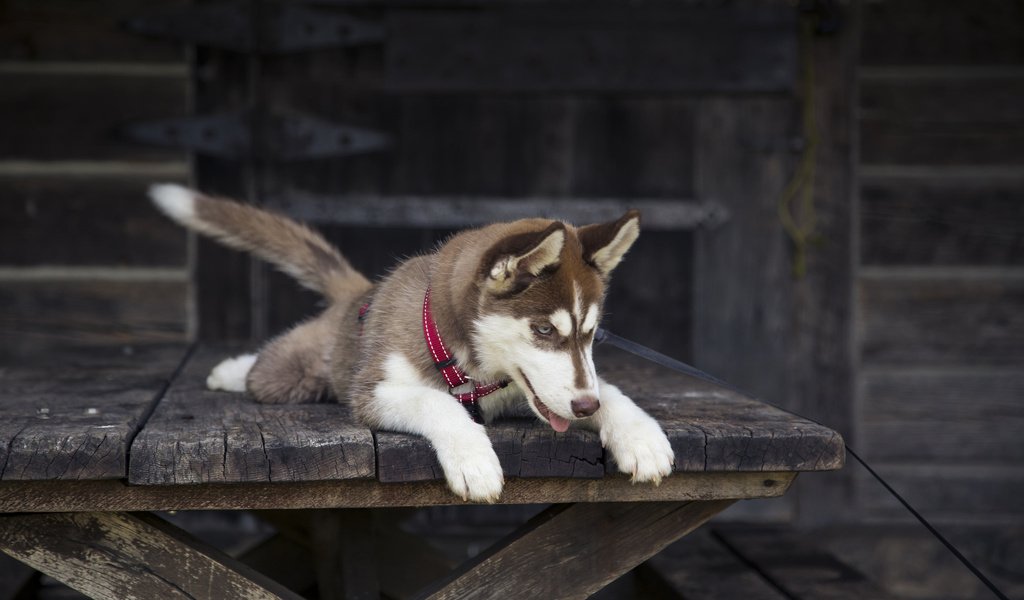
[791,10,859,526]
[716,527,899,600]
[128,345,376,484]
[0,473,794,513]
[861,78,1024,165]
[861,0,1024,66]
[859,273,1024,365]
[0,74,186,161]
[192,46,255,342]
[417,499,735,600]
[0,178,186,267]
[376,421,603,484]
[0,512,302,600]
[0,0,185,62]
[863,367,1024,422]
[379,352,843,483]
[385,6,795,93]
[0,280,188,357]
[860,465,1024,521]
[862,368,1024,462]
[0,345,187,481]
[599,353,846,474]
[640,529,786,599]
[861,179,1024,265]
[693,97,796,413]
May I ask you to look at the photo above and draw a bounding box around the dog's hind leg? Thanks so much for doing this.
[244,315,336,404]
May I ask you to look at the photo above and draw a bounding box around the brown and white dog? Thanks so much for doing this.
[151,184,674,502]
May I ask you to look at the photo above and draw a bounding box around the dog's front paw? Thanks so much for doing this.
[436,435,505,503]
[603,418,675,485]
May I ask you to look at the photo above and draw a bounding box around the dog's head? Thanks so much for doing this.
[470,211,640,431]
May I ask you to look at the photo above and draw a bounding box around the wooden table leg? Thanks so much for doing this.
[415,499,736,600]
[0,512,303,600]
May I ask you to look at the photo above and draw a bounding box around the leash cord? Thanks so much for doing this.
[594,327,1010,600]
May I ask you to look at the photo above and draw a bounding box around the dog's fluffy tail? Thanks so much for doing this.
[149,184,369,302]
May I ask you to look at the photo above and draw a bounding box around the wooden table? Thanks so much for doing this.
[0,344,844,600]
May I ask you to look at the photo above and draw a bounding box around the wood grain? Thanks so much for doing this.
[0,0,186,62]
[0,74,186,161]
[0,280,188,357]
[790,16,859,526]
[417,499,735,600]
[0,473,794,513]
[859,274,1024,365]
[861,0,1024,66]
[862,368,1024,462]
[600,353,846,474]
[861,179,1024,266]
[385,6,795,93]
[861,78,1024,165]
[128,346,376,484]
[0,345,186,481]
[0,178,186,267]
[0,512,302,600]
[188,46,253,342]
[692,97,796,414]
[376,421,603,484]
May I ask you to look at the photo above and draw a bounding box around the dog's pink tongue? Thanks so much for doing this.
[548,413,571,433]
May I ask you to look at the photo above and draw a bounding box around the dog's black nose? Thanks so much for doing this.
[571,396,600,417]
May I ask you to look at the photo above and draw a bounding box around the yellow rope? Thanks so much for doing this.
[778,17,819,279]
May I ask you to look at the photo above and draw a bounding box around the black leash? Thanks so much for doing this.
[595,327,1010,600]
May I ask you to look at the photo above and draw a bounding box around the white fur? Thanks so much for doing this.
[580,377,675,484]
[582,303,599,334]
[591,216,640,274]
[149,183,197,226]
[472,313,597,420]
[573,281,583,324]
[472,313,670,484]
[373,353,504,502]
[549,309,572,337]
[207,354,257,392]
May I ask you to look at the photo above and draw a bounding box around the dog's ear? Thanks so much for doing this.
[482,222,566,294]
[578,210,641,276]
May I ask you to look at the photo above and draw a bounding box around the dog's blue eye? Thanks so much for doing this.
[534,324,553,336]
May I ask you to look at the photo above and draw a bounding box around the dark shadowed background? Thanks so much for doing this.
[1,0,1022,598]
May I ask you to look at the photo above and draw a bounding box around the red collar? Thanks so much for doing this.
[422,287,509,424]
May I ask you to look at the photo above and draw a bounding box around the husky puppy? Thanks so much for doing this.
[151,185,674,502]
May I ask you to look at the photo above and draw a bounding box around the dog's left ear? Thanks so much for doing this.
[483,222,566,294]
[578,210,641,276]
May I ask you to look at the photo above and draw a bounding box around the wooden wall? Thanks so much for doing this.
[0,0,191,358]
[855,0,1024,534]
